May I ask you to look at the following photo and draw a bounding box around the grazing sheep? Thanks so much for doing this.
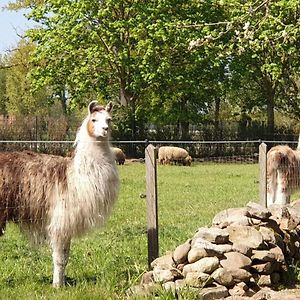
[183,155,192,166]
[267,138,300,207]
[158,146,192,166]
[112,147,126,165]
[0,101,119,287]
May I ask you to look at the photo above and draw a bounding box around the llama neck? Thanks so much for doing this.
[73,119,114,172]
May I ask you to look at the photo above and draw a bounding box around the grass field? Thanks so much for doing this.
[0,162,261,299]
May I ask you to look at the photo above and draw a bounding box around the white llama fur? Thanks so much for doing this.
[267,137,300,207]
[0,101,119,287]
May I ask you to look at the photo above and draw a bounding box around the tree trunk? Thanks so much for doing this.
[60,88,67,115]
[263,76,276,139]
[129,98,136,140]
[179,96,190,140]
[214,97,221,140]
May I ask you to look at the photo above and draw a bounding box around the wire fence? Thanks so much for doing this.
[0,139,298,161]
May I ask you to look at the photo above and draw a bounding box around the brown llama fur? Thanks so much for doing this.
[267,142,300,207]
[0,101,119,287]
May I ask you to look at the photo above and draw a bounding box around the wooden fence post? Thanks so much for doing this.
[145,144,159,267]
[259,142,267,208]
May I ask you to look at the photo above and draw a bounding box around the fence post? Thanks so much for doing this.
[259,142,267,207]
[145,144,159,267]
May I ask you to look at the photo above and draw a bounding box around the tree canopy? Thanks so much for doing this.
[2,0,300,139]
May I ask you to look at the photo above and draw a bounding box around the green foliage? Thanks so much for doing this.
[0,56,8,114]
[4,40,53,116]
[4,0,300,139]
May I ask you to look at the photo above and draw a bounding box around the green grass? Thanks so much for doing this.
[0,162,259,299]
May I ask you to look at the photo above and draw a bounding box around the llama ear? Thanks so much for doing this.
[88,101,98,114]
[105,101,113,113]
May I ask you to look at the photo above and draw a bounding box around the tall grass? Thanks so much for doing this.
[0,162,259,299]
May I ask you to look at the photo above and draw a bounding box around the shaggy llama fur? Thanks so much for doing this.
[0,101,119,287]
[267,139,300,207]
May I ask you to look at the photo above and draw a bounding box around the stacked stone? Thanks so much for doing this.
[130,200,300,299]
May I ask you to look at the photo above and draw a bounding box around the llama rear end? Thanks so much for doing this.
[0,151,69,240]
[267,145,300,206]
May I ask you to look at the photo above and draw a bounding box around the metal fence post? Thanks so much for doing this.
[259,142,267,207]
[145,144,159,267]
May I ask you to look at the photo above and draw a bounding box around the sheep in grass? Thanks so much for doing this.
[267,138,300,207]
[158,146,192,166]
[112,147,126,165]
[0,101,119,287]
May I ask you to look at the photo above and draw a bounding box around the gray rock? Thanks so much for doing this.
[193,227,229,244]
[251,250,276,262]
[227,268,252,283]
[259,226,277,244]
[269,246,285,263]
[226,225,263,249]
[150,253,175,269]
[257,275,272,286]
[246,201,271,220]
[269,205,300,231]
[220,252,252,270]
[192,237,233,256]
[232,243,252,257]
[153,267,183,283]
[198,285,229,300]
[173,240,191,264]
[153,268,174,283]
[228,282,249,297]
[250,261,280,274]
[291,199,300,213]
[188,247,209,263]
[212,207,249,228]
[141,271,154,284]
[183,256,220,276]
[211,267,234,287]
[128,282,160,296]
[184,271,213,288]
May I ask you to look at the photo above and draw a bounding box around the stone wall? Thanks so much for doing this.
[130,201,300,299]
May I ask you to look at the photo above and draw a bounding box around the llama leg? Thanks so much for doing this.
[52,238,71,287]
[275,171,288,205]
[267,172,276,207]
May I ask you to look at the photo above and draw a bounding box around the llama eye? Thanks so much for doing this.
[91,119,96,123]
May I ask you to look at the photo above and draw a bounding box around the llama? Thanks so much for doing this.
[0,101,119,287]
[267,138,300,207]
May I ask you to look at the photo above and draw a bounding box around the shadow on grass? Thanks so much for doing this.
[38,275,98,287]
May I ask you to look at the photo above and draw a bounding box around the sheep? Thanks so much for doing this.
[158,146,192,166]
[0,101,120,287]
[267,139,300,207]
[112,147,126,165]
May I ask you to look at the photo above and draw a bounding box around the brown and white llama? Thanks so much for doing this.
[0,101,119,287]
[267,137,300,207]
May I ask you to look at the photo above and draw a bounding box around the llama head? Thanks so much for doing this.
[87,101,113,139]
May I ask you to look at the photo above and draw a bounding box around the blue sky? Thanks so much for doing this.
[0,2,35,54]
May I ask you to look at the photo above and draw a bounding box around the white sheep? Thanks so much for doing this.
[112,147,126,165]
[158,146,192,166]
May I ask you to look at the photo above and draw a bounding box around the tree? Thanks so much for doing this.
[188,0,300,138]
[4,39,51,116]
[0,55,8,114]
[228,0,300,137]
[7,0,233,140]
